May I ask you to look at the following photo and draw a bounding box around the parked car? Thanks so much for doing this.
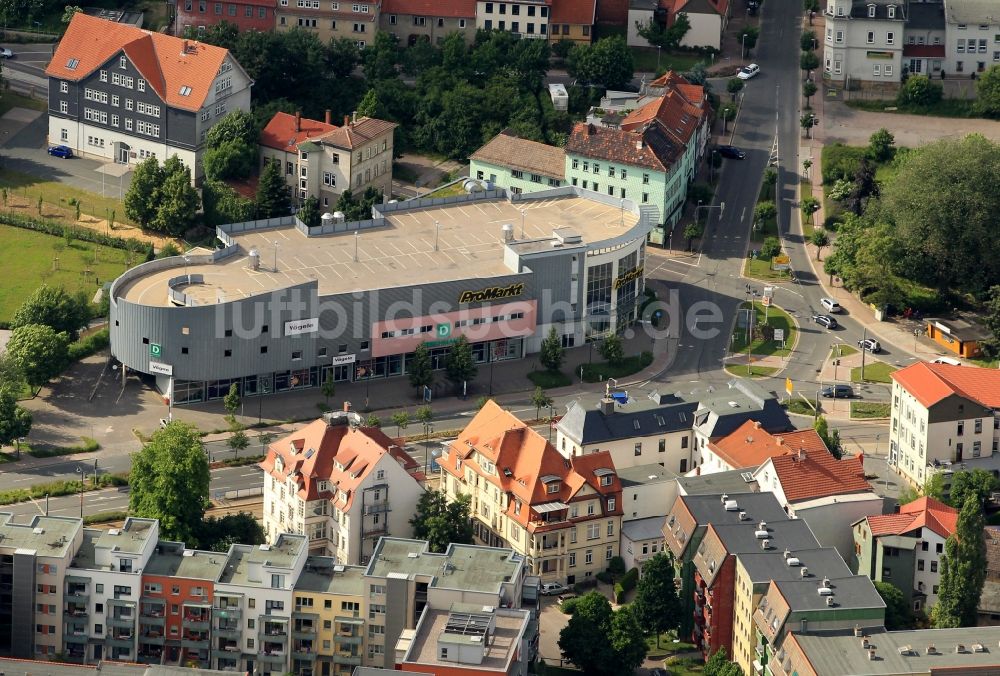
[821,384,855,399]
[717,145,746,160]
[819,297,841,313]
[541,582,568,596]
[48,145,74,159]
[932,356,962,365]
[858,338,882,353]
[0,48,12,58]
[812,314,838,329]
[737,63,761,80]
[557,592,578,603]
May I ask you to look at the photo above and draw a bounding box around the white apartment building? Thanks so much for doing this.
[943,0,1000,76]
[475,0,550,37]
[260,111,396,208]
[890,361,1000,487]
[260,411,422,565]
[823,0,905,83]
[442,400,623,585]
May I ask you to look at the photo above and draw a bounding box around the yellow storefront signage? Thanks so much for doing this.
[613,266,644,290]
[458,282,525,304]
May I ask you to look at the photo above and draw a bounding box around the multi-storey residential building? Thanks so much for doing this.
[732,547,852,675]
[396,604,532,676]
[212,534,309,675]
[475,0,551,36]
[555,395,697,472]
[380,0,477,44]
[260,411,423,565]
[903,0,945,77]
[362,537,528,669]
[822,0,906,84]
[664,492,792,640]
[852,497,957,614]
[620,517,667,572]
[46,13,252,180]
[469,130,566,193]
[889,362,1000,487]
[698,420,830,474]
[0,513,84,659]
[292,557,367,675]
[753,576,885,674]
[176,0,277,34]
[276,0,380,46]
[944,0,1000,77]
[441,400,622,584]
[751,446,880,559]
[260,111,396,208]
[692,519,820,658]
[547,0,597,43]
[140,541,228,668]
[65,519,160,664]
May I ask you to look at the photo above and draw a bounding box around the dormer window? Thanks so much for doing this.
[275,456,284,472]
[547,482,560,494]
[120,55,127,69]
[318,480,329,492]
[867,4,875,17]
[887,5,895,18]
[600,475,613,486]
[179,85,192,96]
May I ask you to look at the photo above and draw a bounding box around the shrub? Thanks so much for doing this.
[596,570,614,584]
[897,74,943,107]
[760,236,782,259]
[83,510,128,525]
[573,578,598,594]
[68,328,110,361]
[607,555,627,577]
[687,183,714,206]
[560,597,581,614]
[821,143,868,183]
[0,212,154,258]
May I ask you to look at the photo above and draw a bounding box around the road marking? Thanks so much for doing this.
[741,207,746,223]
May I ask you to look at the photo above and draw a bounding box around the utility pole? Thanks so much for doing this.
[860,327,868,382]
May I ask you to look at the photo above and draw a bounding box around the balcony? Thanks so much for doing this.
[214,623,241,639]
[137,648,163,664]
[109,614,136,629]
[332,653,361,666]
[363,500,390,515]
[258,651,287,664]
[65,604,88,618]
[107,633,135,648]
[293,644,317,660]
[64,631,90,644]
[140,616,165,628]
[261,619,289,638]
[139,632,166,646]
[215,657,240,671]
[65,585,89,603]
[335,633,362,646]
[213,605,242,620]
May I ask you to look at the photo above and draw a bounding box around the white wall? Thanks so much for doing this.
[627,9,654,47]
[790,496,884,561]
[621,533,666,571]
[562,429,694,473]
[913,528,946,608]
[679,13,723,51]
[622,480,677,521]
[944,22,1000,76]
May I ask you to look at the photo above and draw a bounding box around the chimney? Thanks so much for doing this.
[352,110,357,124]
[798,446,806,460]
[325,109,332,125]
[599,397,615,416]
[343,401,352,412]
[295,111,301,133]
[344,115,350,127]
[775,437,784,446]
[635,138,644,151]
[754,421,762,429]
[587,123,596,136]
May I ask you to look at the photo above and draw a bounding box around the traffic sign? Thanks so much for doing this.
[150,343,162,358]
[785,377,793,395]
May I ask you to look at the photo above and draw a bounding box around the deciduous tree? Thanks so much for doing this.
[875,581,913,630]
[129,421,210,543]
[445,335,477,388]
[633,552,683,646]
[636,12,690,50]
[599,334,625,366]
[948,469,999,508]
[391,411,411,438]
[867,127,896,162]
[558,592,617,674]
[123,156,163,228]
[12,285,90,341]
[409,490,472,552]
[704,646,743,676]
[0,390,31,457]
[567,36,634,89]
[803,80,818,107]
[727,77,744,101]
[6,324,69,388]
[813,416,842,459]
[255,161,292,218]
[197,512,265,552]
[298,195,321,228]
[408,342,435,392]
[531,386,553,421]
[810,228,830,260]
[609,605,648,674]
[800,51,819,77]
[152,164,200,236]
[934,496,987,627]
[539,326,565,372]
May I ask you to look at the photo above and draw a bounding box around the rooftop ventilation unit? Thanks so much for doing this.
[818,587,833,596]
[755,530,769,539]
[786,557,801,567]
[739,511,748,521]
[724,500,739,511]
[761,539,770,550]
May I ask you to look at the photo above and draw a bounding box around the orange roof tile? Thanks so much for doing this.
[260,111,339,152]
[47,13,235,112]
[550,0,597,24]
[865,496,957,539]
[710,420,829,470]
[314,116,398,151]
[381,0,476,17]
[259,417,417,507]
[766,446,872,503]
[892,361,1000,409]
[442,400,621,533]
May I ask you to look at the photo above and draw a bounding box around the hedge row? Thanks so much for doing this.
[27,436,100,458]
[614,567,640,603]
[0,472,127,506]
[68,328,110,361]
[0,211,155,257]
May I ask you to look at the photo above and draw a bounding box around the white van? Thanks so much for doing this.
[932,357,962,366]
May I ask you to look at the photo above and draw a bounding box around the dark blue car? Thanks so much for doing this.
[48,145,73,159]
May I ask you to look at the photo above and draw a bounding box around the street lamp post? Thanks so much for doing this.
[423,421,434,477]
[75,467,84,517]
[742,34,747,60]
[656,45,661,71]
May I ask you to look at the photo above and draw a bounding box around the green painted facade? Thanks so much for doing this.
[853,522,918,606]
[468,159,564,194]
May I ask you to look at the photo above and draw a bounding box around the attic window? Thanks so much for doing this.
[179,85,192,96]
[600,475,613,486]
[546,482,560,494]
[633,420,640,430]
[66,58,80,70]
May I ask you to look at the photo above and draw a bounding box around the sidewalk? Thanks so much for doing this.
[794,16,948,365]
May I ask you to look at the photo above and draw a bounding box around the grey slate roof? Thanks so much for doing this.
[617,463,679,488]
[793,627,1000,675]
[944,0,1000,25]
[678,469,759,496]
[737,547,852,584]
[906,1,945,29]
[557,398,697,445]
[708,520,821,557]
[678,492,789,526]
[850,0,907,20]
[773,575,885,612]
[694,380,792,439]
[622,516,667,542]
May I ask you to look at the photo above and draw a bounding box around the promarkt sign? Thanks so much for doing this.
[613,266,644,290]
[458,283,524,304]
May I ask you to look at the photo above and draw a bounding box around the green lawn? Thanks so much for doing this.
[645,633,695,656]
[744,256,792,281]
[725,363,779,378]
[851,402,892,419]
[831,344,858,358]
[0,92,46,118]
[0,224,133,322]
[631,47,702,74]
[580,352,654,383]
[0,167,135,225]
[423,181,468,198]
[785,398,817,415]
[730,301,797,357]
[528,370,572,388]
[850,361,897,383]
[845,98,977,118]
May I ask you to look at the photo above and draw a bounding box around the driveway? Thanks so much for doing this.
[822,98,1000,147]
[0,110,134,197]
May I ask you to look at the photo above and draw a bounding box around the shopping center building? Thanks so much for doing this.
[109,187,657,404]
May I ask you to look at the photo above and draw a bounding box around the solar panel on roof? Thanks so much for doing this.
[305,449,315,459]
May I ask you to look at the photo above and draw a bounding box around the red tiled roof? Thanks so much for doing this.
[866,496,958,539]
[47,13,234,112]
[470,129,566,179]
[260,111,339,152]
[550,0,597,24]
[566,121,681,172]
[671,0,729,18]
[622,89,704,144]
[382,0,476,17]
[315,116,398,150]
[903,44,946,57]
[710,420,830,470]
[766,445,872,503]
[259,417,418,506]
[442,400,622,533]
[892,361,1000,409]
